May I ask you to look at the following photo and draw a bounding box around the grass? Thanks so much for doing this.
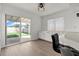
[7,35,19,38]
[7,32,30,38]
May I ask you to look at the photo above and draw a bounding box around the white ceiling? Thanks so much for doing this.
[7,3,70,16]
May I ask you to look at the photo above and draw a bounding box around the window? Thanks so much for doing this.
[48,19,55,32]
[48,17,64,32]
[55,17,64,31]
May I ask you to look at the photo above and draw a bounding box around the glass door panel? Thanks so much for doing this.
[20,17,31,39]
[5,15,20,45]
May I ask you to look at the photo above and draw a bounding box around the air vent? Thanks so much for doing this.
[76,13,79,17]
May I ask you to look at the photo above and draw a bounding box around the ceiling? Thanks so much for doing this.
[7,3,70,16]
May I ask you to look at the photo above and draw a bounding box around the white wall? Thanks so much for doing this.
[41,5,79,32]
[41,4,79,42]
[0,4,41,48]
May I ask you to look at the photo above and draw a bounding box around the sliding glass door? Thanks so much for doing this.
[20,17,31,42]
[21,17,31,38]
[5,15,20,45]
[5,15,31,45]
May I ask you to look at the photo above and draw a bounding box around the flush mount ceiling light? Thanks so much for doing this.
[38,3,45,12]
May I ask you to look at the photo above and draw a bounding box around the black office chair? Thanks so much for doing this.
[51,33,61,53]
[51,33,79,56]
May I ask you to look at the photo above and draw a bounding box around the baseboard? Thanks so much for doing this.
[37,38,52,43]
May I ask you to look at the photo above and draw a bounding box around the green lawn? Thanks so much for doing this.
[7,32,30,38]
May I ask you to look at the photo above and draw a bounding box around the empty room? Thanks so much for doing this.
[0,3,79,56]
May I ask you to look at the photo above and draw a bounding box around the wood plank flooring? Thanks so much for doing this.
[1,39,60,56]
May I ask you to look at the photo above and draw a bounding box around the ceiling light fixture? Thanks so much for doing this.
[38,3,45,12]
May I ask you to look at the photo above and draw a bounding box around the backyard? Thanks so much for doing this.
[6,20,31,38]
[6,15,31,38]
[7,27,30,38]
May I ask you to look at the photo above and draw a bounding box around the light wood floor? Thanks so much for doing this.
[1,39,60,56]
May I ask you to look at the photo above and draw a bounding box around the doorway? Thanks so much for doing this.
[5,15,31,45]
